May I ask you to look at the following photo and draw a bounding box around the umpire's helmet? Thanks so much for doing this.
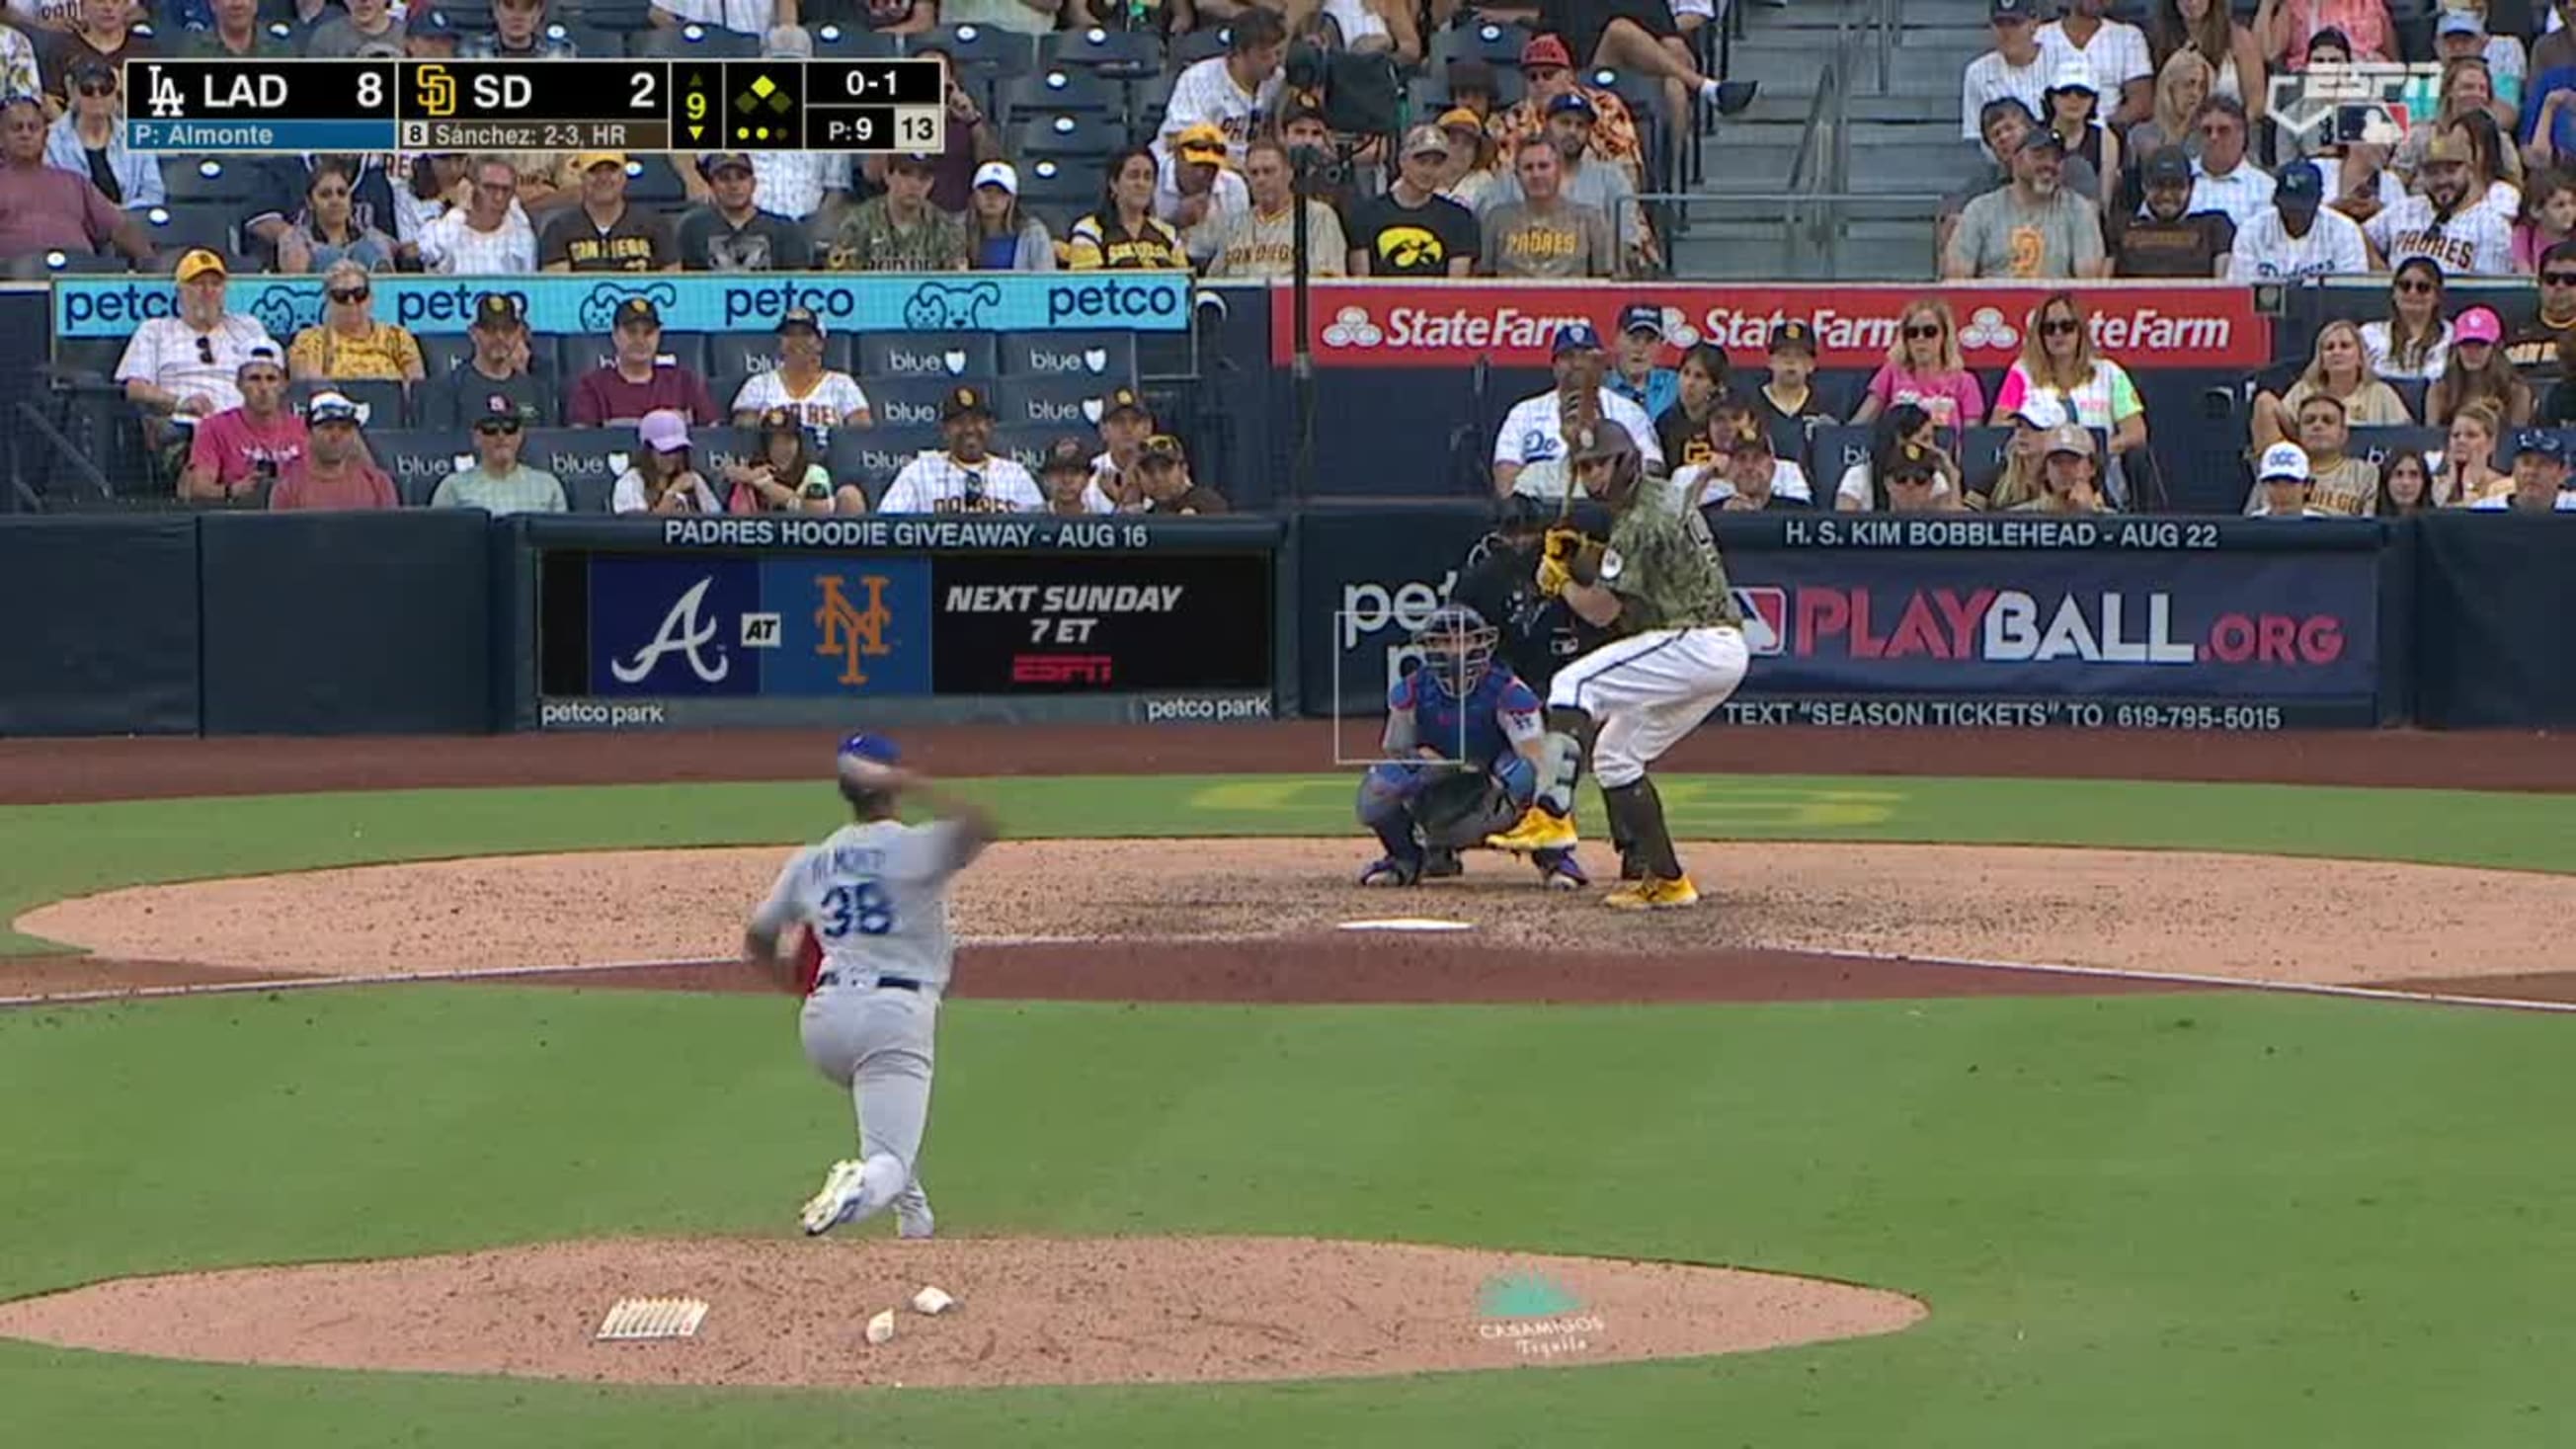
[1570,418,1645,505]
[1415,603,1498,698]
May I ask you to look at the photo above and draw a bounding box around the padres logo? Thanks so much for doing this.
[415,64,457,119]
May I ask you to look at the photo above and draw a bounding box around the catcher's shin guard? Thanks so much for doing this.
[1355,765,1425,868]
[1534,706,1596,818]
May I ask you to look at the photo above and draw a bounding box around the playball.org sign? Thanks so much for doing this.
[1271,282,2273,370]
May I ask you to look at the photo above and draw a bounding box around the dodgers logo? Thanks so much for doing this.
[904,280,1005,330]
[580,280,682,332]
[613,577,730,684]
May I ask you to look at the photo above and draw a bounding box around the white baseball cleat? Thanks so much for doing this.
[799,1159,867,1236]
[895,1193,935,1241]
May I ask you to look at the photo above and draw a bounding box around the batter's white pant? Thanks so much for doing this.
[1547,625,1750,787]
[801,983,937,1230]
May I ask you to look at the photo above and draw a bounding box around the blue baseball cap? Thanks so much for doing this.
[1551,321,1603,356]
[2511,430,2569,464]
[1617,302,1665,338]
[837,732,902,766]
[1545,91,1595,120]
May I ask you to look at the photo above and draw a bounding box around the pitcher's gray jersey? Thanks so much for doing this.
[752,820,968,990]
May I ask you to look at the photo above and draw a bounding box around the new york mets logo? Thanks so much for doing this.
[815,574,896,686]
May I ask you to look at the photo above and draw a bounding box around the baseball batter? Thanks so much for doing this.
[1355,604,1585,889]
[743,733,998,1238]
[1487,419,1749,908]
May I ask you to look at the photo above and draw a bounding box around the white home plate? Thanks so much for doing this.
[1336,919,1477,932]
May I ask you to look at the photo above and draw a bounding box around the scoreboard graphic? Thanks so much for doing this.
[124,58,943,154]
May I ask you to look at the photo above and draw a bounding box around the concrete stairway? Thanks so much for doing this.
[1670,0,1998,280]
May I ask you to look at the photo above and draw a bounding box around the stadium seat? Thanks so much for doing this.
[924,23,1039,79]
[857,330,998,380]
[293,378,410,430]
[555,331,712,386]
[442,0,495,29]
[828,426,935,504]
[5,250,125,278]
[2348,426,2447,467]
[1000,67,1125,121]
[1132,70,1177,129]
[1429,19,1532,73]
[1807,423,1874,482]
[520,427,626,505]
[1167,25,1231,67]
[1013,111,1130,159]
[552,22,620,55]
[162,157,263,206]
[995,373,1117,431]
[809,24,904,57]
[1013,156,1099,209]
[585,0,657,29]
[997,329,1135,382]
[418,334,479,380]
[362,429,476,506]
[1041,26,1163,77]
[862,376,970,431]
[630,23,760,58]
[139,203,236,257]
[51,338,125,381]
[990,427,1058,472]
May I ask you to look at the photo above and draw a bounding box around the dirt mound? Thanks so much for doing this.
[0,1236,1924,1388]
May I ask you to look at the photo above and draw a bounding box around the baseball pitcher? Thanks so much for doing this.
[1356,604,1585,889]
[1486,420,1749,909]
[743,733,998,1239]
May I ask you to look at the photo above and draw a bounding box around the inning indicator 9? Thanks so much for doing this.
[124,58,944,155]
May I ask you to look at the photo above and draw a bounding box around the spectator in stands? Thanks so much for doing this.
[1486,95,1653,269]
[540,154,678,273]
[748,149,851,243]
[2285,394,2379,513]
[1065,145,1189,270]
[2439,8,2524,111]
[1609,304,1677,416]
[405,5,460,57]
[40,0,150,105]
[1656,341,1730,470]
[1158,8,1286,168]
[722,408,863,515]
[612,410,721,516]
[2375,449,2433,514]
[1854,297,1985,429]
[1489,35,1643,185]
[2124,51,2212,177]
[858,47,1001,216]
[306,0,401,55]
[1687,415,1813,511]
[2539,328,2576,422]
[1204,138,1344,279]
[2433,396,2507,503]
[2045,0,2155,125]
[1037,438,1114,517]
[1491,322,1661,498]
[828,152,967,271]
[2473,429,2575,511]
[2260,0,2391,68]
[730,307,870,430]
[2249,442,2329,517]
[391,153,471,266]
[43,57,157,210]
[420,293,548,430]
[116,250,270,425]
[274,159,399,274]
[2185,96,2275,229]
[1963,0,2057,146]
[178,344,302,505]
[880,386,1045,515]
[1134,434,1229,513]
[2399,59,2513,178]
[2252,318,2412,447]
[2426,306,2535,425]
[2362,256,2455,379]
[464,0,578,57]
[678,153,812,272]
[649,0,799,35]
[1436,108,1501,212]
[2510,174,2576,275]
[1954,102,2101,249]
[1980,392,2066,509]
[2044,58,2122,211]
[2118,146,2237,276]
[570,296,721,427]
[269,392,395,512]
[2226,161,2373,280]
[1479,134,1617,278]
[0,92,147,263]
[1945,130,2108,279]
[418,156,536,275]
[2312,132,2402,227]
[1991,290,2148,504]
[2150,0,2265,121]
[2455,111,2526,220]
[964,162,1057,273]
[1835,404,1964,511]
[2017,425,2111,513]
[184,0,286,57]
[1445,58,1501,121]
[1158,123,1249,257]
[289,261,426,383]
[1756,320,1837,427]
[1348,125,1480,277]
[1276,104,1362,221]
[1091,385,1154,506]
[431,400,567,516]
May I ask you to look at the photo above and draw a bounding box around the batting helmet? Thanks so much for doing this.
[1570,419,1645,505]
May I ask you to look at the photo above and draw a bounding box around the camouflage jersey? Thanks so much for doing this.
[1600,475,1742,633]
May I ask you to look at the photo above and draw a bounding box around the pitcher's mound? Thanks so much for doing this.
[0,1236,1923,1388]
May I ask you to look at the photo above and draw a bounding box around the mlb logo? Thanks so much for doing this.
[1734,587,1787,656]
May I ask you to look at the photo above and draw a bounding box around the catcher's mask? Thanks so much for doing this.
[1570,418,1644,505]
[1414,603,1498,697]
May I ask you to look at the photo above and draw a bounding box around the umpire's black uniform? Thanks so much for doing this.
[1448,503,1617,699]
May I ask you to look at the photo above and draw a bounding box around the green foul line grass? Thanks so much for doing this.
[2,772,2571,954]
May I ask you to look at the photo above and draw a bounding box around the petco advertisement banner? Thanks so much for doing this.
[1271,282,2271,370]
[53,273,1194,341]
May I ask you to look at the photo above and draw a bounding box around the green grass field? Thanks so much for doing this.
[3,773,2572,1447]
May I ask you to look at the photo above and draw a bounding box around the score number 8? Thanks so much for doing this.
[359,70,381,109]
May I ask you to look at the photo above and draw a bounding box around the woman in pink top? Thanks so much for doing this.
[2261,0,2393,69]
[1851,298,1985,431]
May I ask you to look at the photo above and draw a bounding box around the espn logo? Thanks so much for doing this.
[1012,654,1114,684]
[1733,587,1786,656]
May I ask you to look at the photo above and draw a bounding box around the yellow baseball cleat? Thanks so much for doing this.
[1486,806,1578,853]
[1603,875,1700,910]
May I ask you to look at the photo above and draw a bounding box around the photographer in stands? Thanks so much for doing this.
[431,399,567,517]
[178,345,303,506]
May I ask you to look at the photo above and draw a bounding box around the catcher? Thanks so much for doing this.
[1355,604,1586,890]
[1486,419,1750,909]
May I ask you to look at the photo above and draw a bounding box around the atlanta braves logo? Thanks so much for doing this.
[612,577,730,684]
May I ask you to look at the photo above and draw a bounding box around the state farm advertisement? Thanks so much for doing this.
[1271,282,2273,369]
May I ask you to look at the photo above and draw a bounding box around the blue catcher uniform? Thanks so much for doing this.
[1355,604,1587,888]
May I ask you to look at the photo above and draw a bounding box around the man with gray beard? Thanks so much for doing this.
[1942,129,2106,280]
